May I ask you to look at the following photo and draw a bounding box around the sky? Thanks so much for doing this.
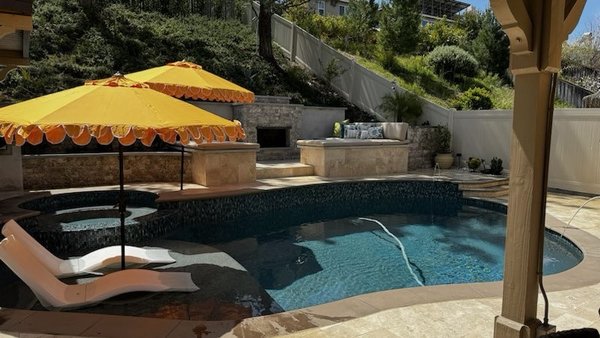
[466,0,599,42]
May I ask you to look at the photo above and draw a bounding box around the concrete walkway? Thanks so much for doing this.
[0,170,599,337]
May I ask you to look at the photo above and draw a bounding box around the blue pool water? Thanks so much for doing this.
[216,206,582,311]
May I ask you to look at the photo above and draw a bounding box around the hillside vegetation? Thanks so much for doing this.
[287,5,570,110]
[0,0,368,119]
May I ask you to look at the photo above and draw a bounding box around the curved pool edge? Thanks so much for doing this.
[231,214,600,336]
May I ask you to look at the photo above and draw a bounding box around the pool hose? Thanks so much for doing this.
[358,217,424,287]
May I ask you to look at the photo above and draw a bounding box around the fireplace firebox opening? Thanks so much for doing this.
[257,127,290,148]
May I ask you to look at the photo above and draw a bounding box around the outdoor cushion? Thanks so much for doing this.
[381,122,409,141]
[368,126,384,139]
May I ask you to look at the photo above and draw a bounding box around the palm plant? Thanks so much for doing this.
[379,91,423,125]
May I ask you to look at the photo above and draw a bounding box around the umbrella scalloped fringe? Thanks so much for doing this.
[146,83,255,103]
[0,123,246,146]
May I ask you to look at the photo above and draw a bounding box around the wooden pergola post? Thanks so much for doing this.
[490,1,586,337]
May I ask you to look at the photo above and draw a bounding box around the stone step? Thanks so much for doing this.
[457,177,509,190]
[462,185,510,198]
[256,161,314,179]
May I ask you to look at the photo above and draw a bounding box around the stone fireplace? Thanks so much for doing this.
[233,97,302,161]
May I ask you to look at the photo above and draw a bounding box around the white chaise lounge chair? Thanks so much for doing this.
[0,234,199,309]
[2,220,176,278]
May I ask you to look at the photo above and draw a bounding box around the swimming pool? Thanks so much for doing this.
[211,205,582,311]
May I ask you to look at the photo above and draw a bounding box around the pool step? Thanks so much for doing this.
[457,177,509,198]
[256,161,314,179]
[456,177,509,190]
[462,185,510,198]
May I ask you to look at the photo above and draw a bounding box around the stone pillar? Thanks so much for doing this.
[188,142,259,186]
[0,145,23,191]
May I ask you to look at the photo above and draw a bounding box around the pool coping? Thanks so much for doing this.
[1,178,600,336]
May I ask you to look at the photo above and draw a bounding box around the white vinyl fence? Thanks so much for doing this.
[448,108,600,195]
[245,3,449,120]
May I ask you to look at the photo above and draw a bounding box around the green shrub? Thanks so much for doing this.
[452,87,493,110]
[433,125,452,153]
[425,45,478,81]
[422,125,452,153]
[378,91,423,125]
[419,18,467,53]
[378,51,400,73]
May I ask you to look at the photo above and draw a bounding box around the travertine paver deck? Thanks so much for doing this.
[1,168,599,337]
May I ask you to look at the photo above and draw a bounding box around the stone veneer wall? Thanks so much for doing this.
[407,126,435,170]
[233,101,303,161]
[22,152,192,190]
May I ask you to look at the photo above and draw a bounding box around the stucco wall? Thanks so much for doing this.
[300,107,346,139]
[0,146,23,191]
[188,100,234,120]
[22,152,192,190]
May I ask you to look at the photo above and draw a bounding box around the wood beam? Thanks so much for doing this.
[490,0,533,54]
[491,0,586,337]
[0,26,14,39]
[563,0,586,39]
[0,13,32,31]
[0,1,32,15]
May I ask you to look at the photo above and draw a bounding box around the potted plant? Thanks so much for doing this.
[467,157,482,171]
[433,125,453,169]
[480,157,503,175]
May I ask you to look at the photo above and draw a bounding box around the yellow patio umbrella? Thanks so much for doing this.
[0,74,246,269]
[126,60,255,103]
[127,60,255,189]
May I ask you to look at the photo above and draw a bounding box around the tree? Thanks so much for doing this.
[469,9,509,80]
[562,17,600,70]
[257,0,308,65]
[347,0,378,33]
[345,0,378,49]
[456,10,482,42]
[378,0,421,55]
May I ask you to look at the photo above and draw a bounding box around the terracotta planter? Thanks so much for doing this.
[434,153,454,169]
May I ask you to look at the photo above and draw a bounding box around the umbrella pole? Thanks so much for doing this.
[180,144,184,191]
[118,144,126,270]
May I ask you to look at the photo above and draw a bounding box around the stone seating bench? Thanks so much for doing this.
[297,124,410,177]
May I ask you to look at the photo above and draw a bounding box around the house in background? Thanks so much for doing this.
[306,0,470,24]
[0,0,32,80]
[420,0,470,25]
[308,0,350,17]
